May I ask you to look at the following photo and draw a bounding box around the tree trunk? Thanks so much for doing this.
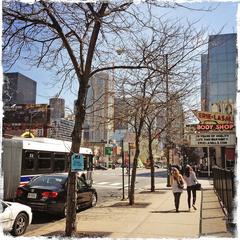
[129,135,141,205]
[65,85,87,236]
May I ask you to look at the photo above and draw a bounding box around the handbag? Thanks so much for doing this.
[194,183,201,190]
[177,179,184,189]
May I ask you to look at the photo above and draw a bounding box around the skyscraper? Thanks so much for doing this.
[49,97,65,123]
[201,33,237,112]
[3,72,37,106]
[84,72,114,143]
[200,33,237,169]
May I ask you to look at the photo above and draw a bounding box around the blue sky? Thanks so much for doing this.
[8,1,238,110]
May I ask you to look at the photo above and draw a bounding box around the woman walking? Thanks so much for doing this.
[183,165,198,211]
[171,167,184,212]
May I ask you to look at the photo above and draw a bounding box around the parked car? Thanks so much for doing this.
[0,199,32,236]
[15,173,97,217]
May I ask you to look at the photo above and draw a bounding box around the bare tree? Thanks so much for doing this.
[115,15,207,201]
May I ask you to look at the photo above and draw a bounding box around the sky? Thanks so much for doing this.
[6,1,238,110]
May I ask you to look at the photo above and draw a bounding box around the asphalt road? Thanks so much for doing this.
[27,167,167,232]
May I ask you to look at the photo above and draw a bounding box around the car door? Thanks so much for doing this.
[0,201,13,231]
[76,177,91,207]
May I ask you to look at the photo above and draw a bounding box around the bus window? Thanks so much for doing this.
[54,153,66,172]
[23,151,35,170]
[25,158,34,170]
[38,152,51,169]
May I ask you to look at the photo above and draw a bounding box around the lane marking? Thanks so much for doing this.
[110,183,121,186]
[95,182,111,185]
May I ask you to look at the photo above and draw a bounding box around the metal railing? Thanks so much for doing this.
[212,166,236,227]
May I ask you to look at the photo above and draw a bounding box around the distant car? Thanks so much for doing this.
[0,199,32,236]
[15,173,97,217]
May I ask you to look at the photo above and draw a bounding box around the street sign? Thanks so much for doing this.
[105,146,112,156]
[188,133,235,147]
[71,153,84,172]
[185,124,234,132]
[192,110,233,124]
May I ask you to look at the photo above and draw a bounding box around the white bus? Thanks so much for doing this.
[2,137,93,200]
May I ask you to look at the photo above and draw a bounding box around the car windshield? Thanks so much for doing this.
[29,175,67,187]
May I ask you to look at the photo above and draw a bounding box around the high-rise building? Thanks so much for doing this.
[201,33,237,111]
[48,118,74,141]
[200,33,237,169]
[3,72,37,106]
[84,72,114,143]
[114,97,128,131]
[49,97,65,123]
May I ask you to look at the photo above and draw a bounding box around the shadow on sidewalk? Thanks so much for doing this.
[151,209,191,213]
[109,202,151,208]
[42,231,112,238]
[139,190,167,194]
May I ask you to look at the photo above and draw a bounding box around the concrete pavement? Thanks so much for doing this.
[23,178,234,239]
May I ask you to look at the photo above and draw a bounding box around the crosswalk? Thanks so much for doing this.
[93,181,128,189]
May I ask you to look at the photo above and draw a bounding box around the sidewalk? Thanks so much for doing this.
[24,179,233,239]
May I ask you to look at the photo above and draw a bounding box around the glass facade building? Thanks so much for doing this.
[200,33,237,169]
[201,33,237,111]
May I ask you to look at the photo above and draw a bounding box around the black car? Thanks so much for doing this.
[15,173,97,217]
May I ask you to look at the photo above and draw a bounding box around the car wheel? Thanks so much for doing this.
[60,204,67,218]
[91,192,97,207]
[11,212,29,236]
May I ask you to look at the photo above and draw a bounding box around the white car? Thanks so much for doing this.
[0,199,32,236]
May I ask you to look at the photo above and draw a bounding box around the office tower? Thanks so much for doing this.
[200,33,237,169]
[48,118,74,141]
[49,97,65,123]
[84,72,114,143]
[201,33,237,112]
[3,72,37,106]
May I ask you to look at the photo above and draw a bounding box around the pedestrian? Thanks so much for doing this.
[183,165,198,211]
[171,167,184,212]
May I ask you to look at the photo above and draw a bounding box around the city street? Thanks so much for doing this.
[2,2,236,237]
[28,167,167,232]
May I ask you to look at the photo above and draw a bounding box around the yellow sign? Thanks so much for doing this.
[192,110,234,124]
[21,131,35,138]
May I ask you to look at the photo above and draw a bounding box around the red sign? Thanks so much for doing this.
[196,124,234,131]
[192,110,233,124]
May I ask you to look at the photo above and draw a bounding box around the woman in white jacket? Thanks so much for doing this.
[183,165,198,211]
[171,167,184,212]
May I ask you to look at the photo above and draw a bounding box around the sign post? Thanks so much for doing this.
[121,139,125,200]
[71,153,84,172]
[207,147,210,178]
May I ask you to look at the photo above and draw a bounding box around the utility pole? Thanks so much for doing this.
[121,139,125,200]
[165,54,171,187]
[128,143,131,198]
